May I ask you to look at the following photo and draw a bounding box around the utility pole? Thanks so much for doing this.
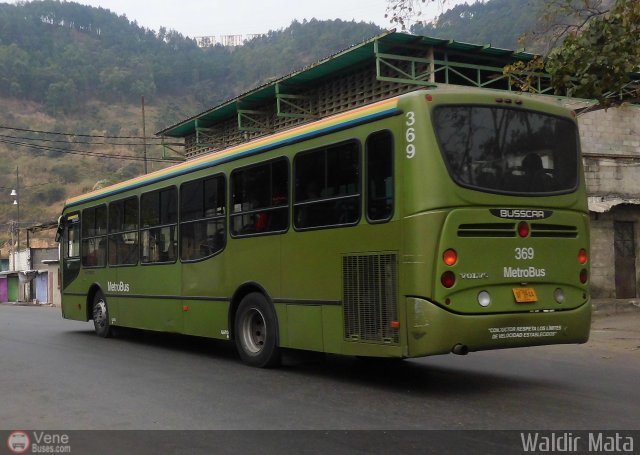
[142,95,148,174]
[10,166,20,268]
[10,221,15,272]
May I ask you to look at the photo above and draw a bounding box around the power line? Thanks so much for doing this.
[0,132,164,147]
[0,137,169,163]
[0,124,166,141]
[0,181,61,190]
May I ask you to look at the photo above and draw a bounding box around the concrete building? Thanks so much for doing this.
[2,247,59,304]
[578,105,640,299]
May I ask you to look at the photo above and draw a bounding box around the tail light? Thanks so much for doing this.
[443,249,458,266]
[441,271,456,288]
[578,249,588,264]
[579,269,588,284]
[579,249,588,284]
[441,247,457,288]
[517,221,529,238]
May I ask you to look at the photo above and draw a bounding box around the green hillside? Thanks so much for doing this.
[0,0,382,239]
[0,0,559,244]
[412,0,544,51]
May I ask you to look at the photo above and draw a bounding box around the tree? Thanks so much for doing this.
[45,79,78,114]
[411,0,540,50]
[386,0,640,107]
[540,0,639,106]
[0,44,30,97]
[385,0,448,31]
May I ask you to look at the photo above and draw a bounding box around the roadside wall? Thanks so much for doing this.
[576,105,640,299]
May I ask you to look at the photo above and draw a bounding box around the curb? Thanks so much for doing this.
[0,302,56,307]
[592,299,640,317]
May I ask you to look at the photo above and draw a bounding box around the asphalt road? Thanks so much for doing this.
[0,304,638,454]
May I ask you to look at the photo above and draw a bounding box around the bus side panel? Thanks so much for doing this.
[181,254,231,339]
[61,293,88,321]
[286,305,324,352]
[281,219,403,355]
[180,300,230,339]
[280,230,340,352]
[321,305,343,353]
[62,262,109,321]
[281,230,342,301]
[226,234,283,342]
[114,264,182,332]
[399,211,448,304]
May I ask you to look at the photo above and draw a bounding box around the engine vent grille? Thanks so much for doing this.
[343,253,399,344]
[458,223,516,237]
[531,223,578,238]
[458,222,578,238]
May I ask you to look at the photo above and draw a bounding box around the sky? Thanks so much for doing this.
[32,0,470,38]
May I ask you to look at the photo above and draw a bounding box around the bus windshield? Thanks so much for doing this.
[433,105,579,195]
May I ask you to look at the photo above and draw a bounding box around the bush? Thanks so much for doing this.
[29,184,66,205]
[50,164,80,183]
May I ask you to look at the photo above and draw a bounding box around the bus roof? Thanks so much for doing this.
[64,96,400,209]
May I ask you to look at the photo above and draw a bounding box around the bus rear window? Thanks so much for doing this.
[432,106,579,195]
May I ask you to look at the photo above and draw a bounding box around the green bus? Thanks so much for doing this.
[57,88,591,367]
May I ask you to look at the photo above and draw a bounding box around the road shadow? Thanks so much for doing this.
[62,327,240,363]
[282,351,564,398]
[61,327,563,399]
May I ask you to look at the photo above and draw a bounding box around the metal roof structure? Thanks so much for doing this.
[155,31,637,160]
[156,32,539,138]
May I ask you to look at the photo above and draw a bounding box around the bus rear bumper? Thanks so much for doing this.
[406,297,592,358]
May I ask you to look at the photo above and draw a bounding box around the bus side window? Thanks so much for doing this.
[64,215,80,259]
[180,174,226,261]
[81,205,107,267]
[366,130,394,222]
[140,187,177,264]
[109,197,139,266]
[230,158,289,237]
[61,213,81,289]
[294,141,360,230]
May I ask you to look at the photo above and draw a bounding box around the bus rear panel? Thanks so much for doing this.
[398,91,590,358]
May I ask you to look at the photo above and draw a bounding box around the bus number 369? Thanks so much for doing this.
[515,247,535,260]
[406,111,416,159]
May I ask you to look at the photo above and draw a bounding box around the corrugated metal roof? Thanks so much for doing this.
[156,31,539,138]
[588,196,640,213]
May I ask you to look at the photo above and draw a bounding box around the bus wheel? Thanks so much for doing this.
[92,291,112,338]
[234,293,280,368]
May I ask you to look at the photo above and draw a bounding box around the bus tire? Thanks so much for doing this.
[92,290,112,338]
[234,292,280,368]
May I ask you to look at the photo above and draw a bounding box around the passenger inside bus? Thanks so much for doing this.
[254,211,268,232]
[296,180,322,228]
[520,152,553,192]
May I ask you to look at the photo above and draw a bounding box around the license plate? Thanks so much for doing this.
[512,287,538,303]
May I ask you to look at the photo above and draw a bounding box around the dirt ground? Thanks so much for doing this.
[589,309,640,354]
